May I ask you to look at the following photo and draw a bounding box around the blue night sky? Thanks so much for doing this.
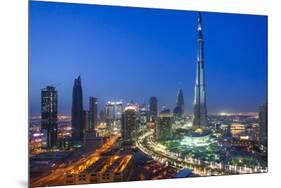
[29,1,268,116]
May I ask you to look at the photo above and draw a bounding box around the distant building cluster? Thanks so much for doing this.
[41,86,58,149]
[38,76,192,150]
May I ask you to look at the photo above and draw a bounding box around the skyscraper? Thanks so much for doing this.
[121,105,137,147]
[105,101,123,131]
[149,96,158,122]
[71,76,84,142]
[259,104,268,147]
[156,107,172,141]
[105,101,123,120]
[105,102,114,121]
[139,103,148,133]
[174,88,184,117]
[192,13,208,128]
[89,97,98,131]
[41,86,58,149]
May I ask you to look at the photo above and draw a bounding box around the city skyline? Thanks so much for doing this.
[29,1,267,116]
[29,2,268,187]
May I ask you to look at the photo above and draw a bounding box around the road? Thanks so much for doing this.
[30,134,119,187]
[136,131,266,176]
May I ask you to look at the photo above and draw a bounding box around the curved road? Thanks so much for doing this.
[31,135,119,187]
[136,131,265,176]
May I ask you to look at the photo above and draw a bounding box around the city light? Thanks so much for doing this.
[29,4,268,187]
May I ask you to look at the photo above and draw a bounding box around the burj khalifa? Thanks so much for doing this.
[192,13,208,128]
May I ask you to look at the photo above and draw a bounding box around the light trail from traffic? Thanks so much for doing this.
[30,134,120,187]
[136,131,266,176]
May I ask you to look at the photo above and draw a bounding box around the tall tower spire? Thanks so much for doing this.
[198,12,202,31]
[192,13,208,128]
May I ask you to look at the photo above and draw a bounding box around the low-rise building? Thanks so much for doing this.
[64,155,134,185]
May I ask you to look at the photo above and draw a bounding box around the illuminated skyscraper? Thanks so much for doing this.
[149,96,158,122]
[156,107,172,141]
[121,104,137,146]
[89,97,98,131]
[71,76,84,141]
[41,86,58,149]
[192,13,208,128]
[174,88,184,117]
[99,109,105,122]
[105,101,123,131]
[139,103,148,133]
[105,101,123,120]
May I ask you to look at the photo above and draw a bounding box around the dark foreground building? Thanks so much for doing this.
[174,88,185,117]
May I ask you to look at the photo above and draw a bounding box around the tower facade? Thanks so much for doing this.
[71,76,84,141]
[156,107,172,141]
[174,88,184,117]
[41,86,58,149]
[149,96,158,122]
[121,105,137,146]
[192,13,208,128]
[89,97,98,131]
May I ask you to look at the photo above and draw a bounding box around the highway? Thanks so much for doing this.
[136,131,266,176]
[30,134,119,187]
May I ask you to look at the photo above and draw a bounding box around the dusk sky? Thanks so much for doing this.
[29,1,267,116]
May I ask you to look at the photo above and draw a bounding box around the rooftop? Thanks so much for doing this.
[82,155,133,174]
